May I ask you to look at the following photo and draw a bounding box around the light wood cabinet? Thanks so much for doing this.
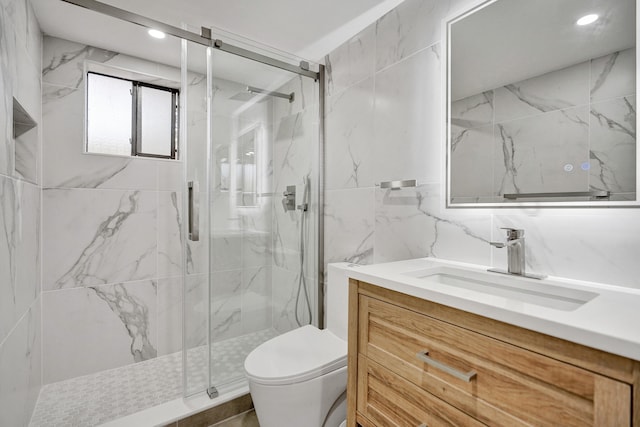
[348,279,640,427]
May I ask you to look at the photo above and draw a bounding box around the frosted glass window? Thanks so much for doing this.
[87,73,132,156]
[86,72,178,159]
[140,86,173,157]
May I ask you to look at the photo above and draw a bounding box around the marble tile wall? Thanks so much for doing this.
[451,48,636,200]
[41,36,186,384]
[270,75,320,333]
[0,0,42,425]
[323,0,640,291]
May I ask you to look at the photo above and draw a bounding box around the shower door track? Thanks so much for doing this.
[61,0,320,80]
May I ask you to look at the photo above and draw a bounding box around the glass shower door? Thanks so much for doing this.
[181,31,322,397]
[181,38,212,397]
[207,47,321,391]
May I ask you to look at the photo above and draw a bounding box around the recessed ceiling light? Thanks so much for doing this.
[148,29,166,39]
[576,14,599,26]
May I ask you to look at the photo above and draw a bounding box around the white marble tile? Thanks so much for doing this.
[158,191,183,278]
[493,106,590,196]
[43,280,158,383]
[0,176,18,343]
[0,6,15,178]
[273,74,318,120]
[157,160,184,192]
[242,229,271,269]
[493,212,640,289]
[324,187,375,268]
[591,48,636,102]
[0,299,40,427]
[271,265,299,334]
[42,84,158,190]
[373,45,441,184]
[325,77,375,190]
[14,33,41,130]
[211,231,242,272]
[272,109,317,193]
[375,184,491,265]
[4,0,42,69]
[14,124,38,184]
[451,91,494,129]
[324,24,375,96]
[42,36,118,89]
[450,124,494,199]
[157,277,182,356]
[494,62,589,123]
[375,0,454,71]
[184,274,208,350]
[0,178,40,344]
[272,199,304,271]
[589,96,636,194]
[43,189,157,290]
[242,266,272,334]
[211,269,242,341]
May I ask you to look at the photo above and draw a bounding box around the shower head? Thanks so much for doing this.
[229,92,257,102]
[247,86,295,103]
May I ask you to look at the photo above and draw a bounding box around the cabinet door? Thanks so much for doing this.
[357,355,486,427]
[359,295,632,426]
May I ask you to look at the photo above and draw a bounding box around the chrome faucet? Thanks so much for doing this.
[489,228,546,279]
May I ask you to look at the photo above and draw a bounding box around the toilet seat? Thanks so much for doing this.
[244,325,347,386]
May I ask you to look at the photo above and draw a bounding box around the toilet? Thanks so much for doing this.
[244,263,354,427]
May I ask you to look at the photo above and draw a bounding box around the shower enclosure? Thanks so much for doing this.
[29,1,324,424]
[180,31,324,398]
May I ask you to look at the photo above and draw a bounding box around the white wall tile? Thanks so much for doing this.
[373,45,442,184]
[0,299,41,427]
[324,187,375,267]
[375,0,453,71]
[325,77,375,190]
[157,277,182,356]
[591,48,636,102]
[43,189,157,290]
[43,280,157,384]
[325,24,375,96]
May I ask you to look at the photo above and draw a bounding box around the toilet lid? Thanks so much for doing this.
[244,325,347,386]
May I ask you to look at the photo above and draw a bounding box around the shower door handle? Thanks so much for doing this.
[188,181,199,241]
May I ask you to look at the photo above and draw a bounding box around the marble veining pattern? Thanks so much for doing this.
[91,283,157,362]
[44,189,157,290]
[451,47,635,200]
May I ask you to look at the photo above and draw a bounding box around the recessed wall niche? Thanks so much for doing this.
[13,97,38,183]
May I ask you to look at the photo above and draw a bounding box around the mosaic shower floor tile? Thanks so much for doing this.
[29,329,277,427]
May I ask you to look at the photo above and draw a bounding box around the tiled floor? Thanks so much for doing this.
[30,329,277,427]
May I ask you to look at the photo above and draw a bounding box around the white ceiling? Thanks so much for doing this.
[451,0,635,100]
[31,0,403,70]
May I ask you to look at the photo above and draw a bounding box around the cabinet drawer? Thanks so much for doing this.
[359,295,631,426]
[357,355,486,427]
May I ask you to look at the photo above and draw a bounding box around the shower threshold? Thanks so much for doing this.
[29,328,277,426]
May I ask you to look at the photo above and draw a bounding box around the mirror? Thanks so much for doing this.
[446,0,638,207]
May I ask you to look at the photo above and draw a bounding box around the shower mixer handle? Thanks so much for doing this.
[282,186,296,212]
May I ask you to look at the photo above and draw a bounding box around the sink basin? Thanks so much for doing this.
[403,266,598,311]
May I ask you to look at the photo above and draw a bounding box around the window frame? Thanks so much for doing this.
[86,71,180,160]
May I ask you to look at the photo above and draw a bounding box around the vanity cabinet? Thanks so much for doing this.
[347,279,640,426]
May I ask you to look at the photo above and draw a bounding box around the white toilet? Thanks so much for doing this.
[244,263,354,427]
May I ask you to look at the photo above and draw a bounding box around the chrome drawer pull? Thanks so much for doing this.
[416,351,477,382]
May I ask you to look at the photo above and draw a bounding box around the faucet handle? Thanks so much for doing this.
[500,227,524,240]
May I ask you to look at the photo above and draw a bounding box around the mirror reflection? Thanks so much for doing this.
[448,0,637,205]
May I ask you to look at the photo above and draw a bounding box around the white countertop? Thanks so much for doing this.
[346,258,640,362]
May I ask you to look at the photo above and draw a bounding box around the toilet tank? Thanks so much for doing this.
[326,263,358,341]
